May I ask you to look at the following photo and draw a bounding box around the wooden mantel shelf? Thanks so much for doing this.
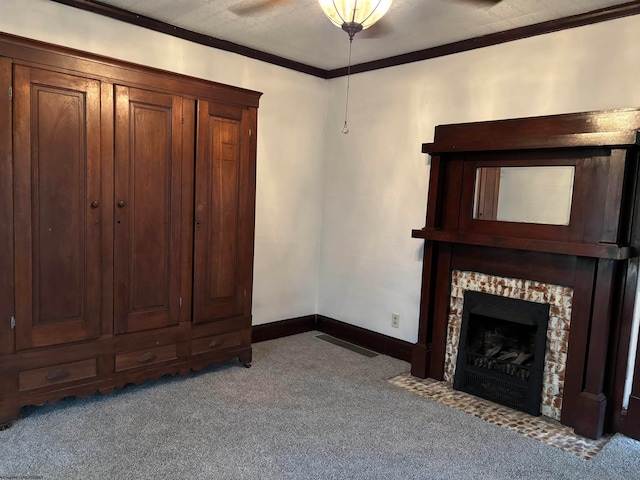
[411,228,634,260]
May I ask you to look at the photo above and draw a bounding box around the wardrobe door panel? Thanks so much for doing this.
[13,65,103,350]
[114,86,183,334]
[193,101,246,323]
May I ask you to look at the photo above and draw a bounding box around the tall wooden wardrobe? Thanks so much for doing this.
[0,33,261,427]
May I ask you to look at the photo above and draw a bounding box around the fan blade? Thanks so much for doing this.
[451,0,503,5]
[230,0,293,16]
[358,18,394,39]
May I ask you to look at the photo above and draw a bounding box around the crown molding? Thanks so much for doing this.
[50,0,327,78]
[52,0,640,79]
[325,0,640,78]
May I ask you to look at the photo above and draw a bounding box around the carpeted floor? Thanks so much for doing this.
[1,331,639,479]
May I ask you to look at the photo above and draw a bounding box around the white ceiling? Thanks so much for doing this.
[93,0,632,70]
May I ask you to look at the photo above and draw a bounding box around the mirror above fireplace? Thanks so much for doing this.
[473,166,575,226]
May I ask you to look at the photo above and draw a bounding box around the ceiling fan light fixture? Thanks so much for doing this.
[318,0,393,38]
[318,1,393,134]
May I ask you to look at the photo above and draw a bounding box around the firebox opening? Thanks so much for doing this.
[453,291,550,416]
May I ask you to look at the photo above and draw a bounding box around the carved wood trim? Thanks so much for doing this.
[0,33,262,107]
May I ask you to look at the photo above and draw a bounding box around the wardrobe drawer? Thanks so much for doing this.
[115,344,177,372]
[19,358,97,392]
[191,331,242,355]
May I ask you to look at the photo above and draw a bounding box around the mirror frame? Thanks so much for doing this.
[457,149,616,243]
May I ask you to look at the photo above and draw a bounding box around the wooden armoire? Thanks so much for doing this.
[0,33,261,427]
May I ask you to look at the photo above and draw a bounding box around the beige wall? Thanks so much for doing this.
[319,15,640,343]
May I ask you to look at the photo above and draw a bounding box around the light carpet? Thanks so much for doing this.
[1,331,639,479]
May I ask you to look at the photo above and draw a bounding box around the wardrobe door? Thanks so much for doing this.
[193,101,255,324]
[13,65,103,350]
[113,86,184,334]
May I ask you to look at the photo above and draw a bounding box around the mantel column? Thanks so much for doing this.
[574,258,619,439]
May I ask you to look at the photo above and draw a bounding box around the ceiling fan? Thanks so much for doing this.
[231,0,503,134]
[230,0,294,16]
[231,0,504,39]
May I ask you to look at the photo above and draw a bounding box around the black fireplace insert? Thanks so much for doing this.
[453,291,550,415]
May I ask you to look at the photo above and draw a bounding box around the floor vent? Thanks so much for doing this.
[315,334,378,358]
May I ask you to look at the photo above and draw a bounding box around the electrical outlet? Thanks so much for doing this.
[391,313,400,328]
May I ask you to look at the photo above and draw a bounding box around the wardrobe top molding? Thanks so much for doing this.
[0,32,262,108]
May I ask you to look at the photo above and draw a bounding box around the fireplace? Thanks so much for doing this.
[444,271,573,420]
[453,291,549,415]
[411,108,640,440]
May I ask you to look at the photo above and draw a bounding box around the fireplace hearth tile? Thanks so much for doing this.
[388,373,611,460]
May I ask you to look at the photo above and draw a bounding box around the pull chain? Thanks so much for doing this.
[342,37,353,135]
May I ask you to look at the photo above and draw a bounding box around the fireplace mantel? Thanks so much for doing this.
[412,108,640,440]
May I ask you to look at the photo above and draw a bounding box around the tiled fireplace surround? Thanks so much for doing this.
[443,270,573,421]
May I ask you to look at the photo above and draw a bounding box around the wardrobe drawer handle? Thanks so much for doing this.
[45,369,70,381]
[208,340,219,348]
[137,352,156,363]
